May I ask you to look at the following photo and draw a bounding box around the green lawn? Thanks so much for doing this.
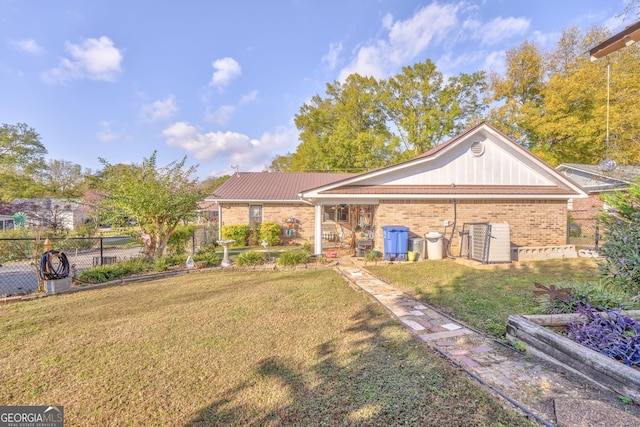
[367,257,603,336]
[0,268,532,426]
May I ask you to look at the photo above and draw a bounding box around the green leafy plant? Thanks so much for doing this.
[78,257,154,284]
[167,224,196,255]
[258,222,282,246]
[619,395,633,405]
[277,251,310,266]
[364,250,379,264]
[194,244,220,266]
[220,225,250,246]
[598,180,640,294]
[236,251,266,266]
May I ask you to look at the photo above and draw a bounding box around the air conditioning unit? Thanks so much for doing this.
[462,223,511,264]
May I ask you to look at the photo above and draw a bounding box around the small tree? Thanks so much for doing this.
[97,152,204,259]
[598,179,640,295]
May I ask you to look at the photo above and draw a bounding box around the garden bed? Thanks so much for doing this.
[506,311,640,403]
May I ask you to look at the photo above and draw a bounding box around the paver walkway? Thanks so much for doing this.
[336,263,640,427]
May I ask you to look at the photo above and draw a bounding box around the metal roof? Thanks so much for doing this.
[209,172,355,201]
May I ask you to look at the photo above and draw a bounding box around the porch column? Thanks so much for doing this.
[314,204,323,256]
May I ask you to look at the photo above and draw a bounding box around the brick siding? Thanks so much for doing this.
[374,199,568,254]
[219,203,315,242]
[220,199,569,253]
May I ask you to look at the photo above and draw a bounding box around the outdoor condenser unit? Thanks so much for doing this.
[462,223,511,264]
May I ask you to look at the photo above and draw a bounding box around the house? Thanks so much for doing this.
[6,198,85,231]
[556,163,640,218]
[0,214,15,230]
[589,20,640,60]
[207,123,587,260]
[209,172,355,243]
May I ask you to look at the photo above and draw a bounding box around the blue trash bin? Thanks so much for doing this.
[382,226,409,260]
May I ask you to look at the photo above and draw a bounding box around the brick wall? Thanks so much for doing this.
[571,193,603,218]
[374,199,568,254]
[219,203,315,242]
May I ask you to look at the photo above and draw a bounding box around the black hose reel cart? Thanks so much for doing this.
[39,250,71,293]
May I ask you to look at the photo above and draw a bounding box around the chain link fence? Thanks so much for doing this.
[567,216,601,251]
[0,225,219,297]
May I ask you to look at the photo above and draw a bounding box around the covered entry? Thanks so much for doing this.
[312,203,377,256]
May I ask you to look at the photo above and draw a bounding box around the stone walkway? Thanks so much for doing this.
[336,264,640,427]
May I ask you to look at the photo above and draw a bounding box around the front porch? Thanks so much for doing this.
[314,204,377,256]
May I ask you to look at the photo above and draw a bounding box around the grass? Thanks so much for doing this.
[0,268,532,426]
[367,258,605,337]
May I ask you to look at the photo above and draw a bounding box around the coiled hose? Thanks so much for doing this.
[39,250,70,280]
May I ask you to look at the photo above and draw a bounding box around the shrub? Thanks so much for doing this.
[545,281,640,314]
[194,244,220,266]
[220,225,250,246]
[167,224,196,255]
[236,251,266,266]
[277,251,310,266]
[567,303,640,367]
[258,222,282,246]
[598,181,640,294]
[78,257,154,284]
[301,241,313,253]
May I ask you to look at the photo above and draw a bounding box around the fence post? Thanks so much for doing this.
[595,220,600,252]
[100,237,104,265]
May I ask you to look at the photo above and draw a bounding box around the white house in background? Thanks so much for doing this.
[0,214,14,230]
[8,198,85,231]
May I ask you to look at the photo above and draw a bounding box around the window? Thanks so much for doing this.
[249,205,262,227]
[323,205,349,223]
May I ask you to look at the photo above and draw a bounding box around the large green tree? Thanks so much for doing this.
[290,61,488,171]
[383,60,487,157]
[39,159,88,198]
[0,123,47,201]
[292,74,395,172]
[97,152,204,259]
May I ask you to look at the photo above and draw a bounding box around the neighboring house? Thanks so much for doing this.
[589,20,640,60]
[0,214,14,230]
[207,123,587,259]
[556,163,640,218]
[7,198,85,231]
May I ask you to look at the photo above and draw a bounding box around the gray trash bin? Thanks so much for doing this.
[425,232,443,260]
[408,237,425,260]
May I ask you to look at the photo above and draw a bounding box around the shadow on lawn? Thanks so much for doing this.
[186,306,529,427]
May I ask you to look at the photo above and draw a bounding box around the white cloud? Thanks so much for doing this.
[10,38,44,54]
[479,17,530,46]
[42,36,123,84]
[239,90,258,105]
[482,50,506,74]
[162,122,299,172]
[338,2,460,80]
[96,121,120,142]
[139,95,178,122]
[210,57,241,89]
[322,42,343,70]
[204,105,235,125]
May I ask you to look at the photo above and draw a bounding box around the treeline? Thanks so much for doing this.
[270,25,640,172]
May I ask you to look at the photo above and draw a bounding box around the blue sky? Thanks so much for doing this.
[0,1,635,179]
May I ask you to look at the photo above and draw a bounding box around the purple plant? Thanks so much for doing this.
[567,303,640,367]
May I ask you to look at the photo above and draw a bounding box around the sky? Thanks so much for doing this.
[0,0,637,180]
